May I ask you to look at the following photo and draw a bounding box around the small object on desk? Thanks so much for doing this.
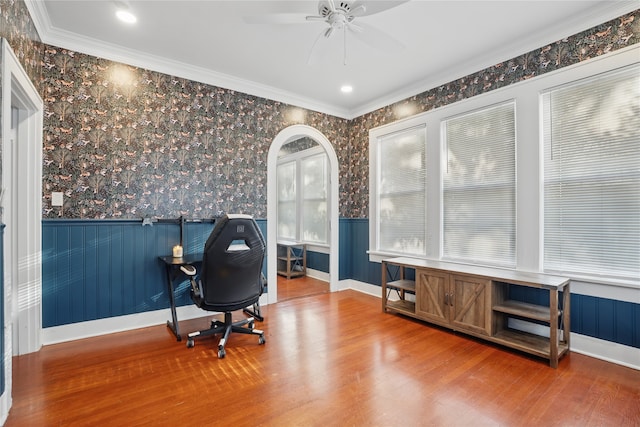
[172,245,183,258]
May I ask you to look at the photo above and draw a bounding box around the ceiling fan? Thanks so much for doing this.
[245,0,407,65]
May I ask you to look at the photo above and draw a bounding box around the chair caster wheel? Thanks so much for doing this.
[218,348,226,359]
[186,339,194,348]
[259,335,266,345]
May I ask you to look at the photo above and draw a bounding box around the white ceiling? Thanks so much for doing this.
[26,0,637,119]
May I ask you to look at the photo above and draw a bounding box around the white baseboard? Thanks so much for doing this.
[42,294,268,345]
[42,305,206,345]
[339,278,381,297]
[306,268,329,282]
[571,333,640,370]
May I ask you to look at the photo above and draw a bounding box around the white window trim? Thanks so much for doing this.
[368,44,639,290]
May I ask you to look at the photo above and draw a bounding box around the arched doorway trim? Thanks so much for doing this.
[266,125,339,304]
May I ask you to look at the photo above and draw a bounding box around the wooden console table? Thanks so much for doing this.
[381,257,571,368]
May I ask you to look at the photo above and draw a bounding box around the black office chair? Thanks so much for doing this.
[181,214,266,358]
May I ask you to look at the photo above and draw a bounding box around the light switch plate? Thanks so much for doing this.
[51,192,64,207]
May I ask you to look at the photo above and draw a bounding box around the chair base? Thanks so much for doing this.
[243,301,264,322]
[186,311,265,358]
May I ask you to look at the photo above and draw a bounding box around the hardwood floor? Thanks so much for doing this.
[6,290,640,426]
[277,274,329,301]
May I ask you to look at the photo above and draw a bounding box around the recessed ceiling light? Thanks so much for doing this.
[116,9,137,24]
[341,85,353,94]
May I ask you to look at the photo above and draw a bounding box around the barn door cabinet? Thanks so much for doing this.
[415,270,492,336]
[382,257,570,368]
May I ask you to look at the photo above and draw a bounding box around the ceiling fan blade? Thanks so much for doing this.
[307,30,332,65]
[352,0,409,17]
[325,26,335,38]
[305,15,326,22]
[347,21,404,52]
[349,5,367,17]
[327,0,337,13]
[243,13,310,25]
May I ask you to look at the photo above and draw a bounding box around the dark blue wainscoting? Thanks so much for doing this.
[306,250,329,273]
[42,218,639,350]
[571,294,639,348]
[339,218,381,284]
[42,219,265,328]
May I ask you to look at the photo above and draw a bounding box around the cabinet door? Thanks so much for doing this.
[416,269,449,325]
[450,274,492,336]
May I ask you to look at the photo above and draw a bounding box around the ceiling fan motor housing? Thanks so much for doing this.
[318,1,356,17]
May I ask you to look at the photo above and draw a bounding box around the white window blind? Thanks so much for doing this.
[277,160,296,240]
[301,153,328,243]
[442,102,516,267]
[543,65,640,281]
[376,125,427,255]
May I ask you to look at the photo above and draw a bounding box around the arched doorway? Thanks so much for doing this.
[266,125,339,304]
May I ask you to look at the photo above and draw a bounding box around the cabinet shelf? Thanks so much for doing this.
[386,299,415,315]
[277,256,303,261]
[491,329,569,359]
[387,279,415,293]
[493,300,560,322]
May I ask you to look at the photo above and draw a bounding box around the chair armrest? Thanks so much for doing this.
[180,264,197,276]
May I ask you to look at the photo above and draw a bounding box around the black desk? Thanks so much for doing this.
[159,254,202,341]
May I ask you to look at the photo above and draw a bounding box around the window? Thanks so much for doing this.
[301,153,327,243]
[277,146,329,245]
[372,122,427,256]
[542,65,640,281]
[442,102,516,267]
[277,161,296,240]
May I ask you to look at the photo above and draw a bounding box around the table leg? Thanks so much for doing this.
[381,261,387,312]
[549,289,559,368]
[165,264,182,341]
[563,282,571,351]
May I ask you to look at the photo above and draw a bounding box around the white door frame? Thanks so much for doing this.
[267,125,339,304]
[1,38,43,361]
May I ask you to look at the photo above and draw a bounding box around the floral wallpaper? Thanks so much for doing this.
[41,49,348,219]
[3,1,638,221]
[0,0,42,85]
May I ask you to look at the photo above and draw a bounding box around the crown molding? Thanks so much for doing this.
[24,1,352,120]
